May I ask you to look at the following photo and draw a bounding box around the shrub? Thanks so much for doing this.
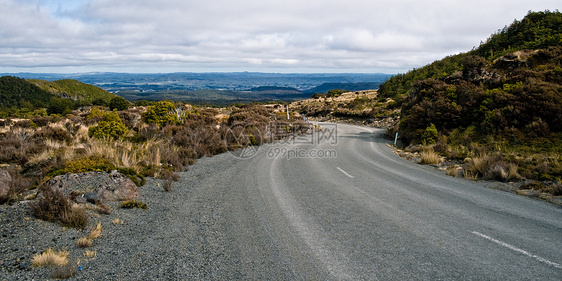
[108,96,129,111]
[31,248,69,267]
[120,199,147,210]
[0,167,33,204]
[47,98,73,116]
[51,262,78,279]
[143,101,181,127]
[48,156,116,177]
[35,125,73,144]
[421,124,439,145]
[88,120,129,140]
[29,187,89,228]
[117,168,145,187]
[29,187,70,223]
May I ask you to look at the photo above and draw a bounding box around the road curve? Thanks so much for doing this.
[206,122,562,280]
[54,122,560,280]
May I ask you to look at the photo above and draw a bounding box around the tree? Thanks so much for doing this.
[47,98,73,115]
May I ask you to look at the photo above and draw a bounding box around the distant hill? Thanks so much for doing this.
[29,79,116,104]
[305,82,383,94]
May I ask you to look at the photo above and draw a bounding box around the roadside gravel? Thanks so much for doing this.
[0,153,277,280]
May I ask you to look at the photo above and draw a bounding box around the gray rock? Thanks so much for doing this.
[0,169,12,200]
[83,192,100,203]
[41,171,139,201]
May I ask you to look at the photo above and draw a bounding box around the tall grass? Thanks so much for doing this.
[31,248,69,267]
[465,153,521,181]
[420,148,440,165]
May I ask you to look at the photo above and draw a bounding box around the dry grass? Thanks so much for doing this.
[76,237,93,248]
[112,218,123,225]
[466,153,522,181]
[89,223,102,240]
[420,148,440,165]
[83,249,97,259]
[445,165,462,177]
[31,248,69,267]
[59,204,89,228]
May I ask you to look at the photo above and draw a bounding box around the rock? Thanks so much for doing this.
[0,169,12,200]
[41,171,139,201]
[83,192,99,203]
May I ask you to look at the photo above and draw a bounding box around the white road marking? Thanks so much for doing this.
[471,231,562,269]
[337,167,354,178]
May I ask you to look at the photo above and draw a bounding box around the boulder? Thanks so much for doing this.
[42,170,139,202]
[0,169,12,200]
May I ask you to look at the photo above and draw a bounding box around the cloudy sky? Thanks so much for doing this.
[0,0,559,74]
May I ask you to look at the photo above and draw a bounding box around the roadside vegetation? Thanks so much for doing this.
[0,98,307,205]
[379,10,562,199]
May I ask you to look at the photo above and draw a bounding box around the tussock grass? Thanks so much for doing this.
[59,204,89,228]
[445,165,461,177]
[83,249,97,259]
[420,148,440,165]
[76,237,92,248]
[31,248,69,267]
[89,223,102,240]
[466,154,522,181]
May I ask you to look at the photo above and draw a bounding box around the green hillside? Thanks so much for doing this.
[379,10,562,99]
[0,76,53,116]
[381,10,562,183]
[29,79,116,104]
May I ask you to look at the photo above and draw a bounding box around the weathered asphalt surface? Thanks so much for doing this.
[5,122,559,280]
[162,122,561,280]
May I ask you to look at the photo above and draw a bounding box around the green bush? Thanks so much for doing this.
[421,124,438,145]
[120,199,147,210]
[88,120,128,139]
[88,111,129,139]
[143,100,181,127]
[108,96,129,111]
[47,156,116,178]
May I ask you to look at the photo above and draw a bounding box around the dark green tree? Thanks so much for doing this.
[109,96,129,111]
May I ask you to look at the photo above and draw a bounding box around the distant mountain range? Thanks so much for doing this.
[1,72,391,93]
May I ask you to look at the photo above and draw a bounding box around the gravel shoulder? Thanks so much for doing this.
[1,152,288,280]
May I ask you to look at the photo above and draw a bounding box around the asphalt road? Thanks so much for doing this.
[193,122,561,280]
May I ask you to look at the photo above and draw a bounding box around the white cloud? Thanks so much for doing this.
[0,0,560,73]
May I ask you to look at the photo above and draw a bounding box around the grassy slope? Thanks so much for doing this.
[29,79,116,104]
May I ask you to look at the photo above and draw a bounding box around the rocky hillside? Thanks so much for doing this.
[290,89,400,128]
